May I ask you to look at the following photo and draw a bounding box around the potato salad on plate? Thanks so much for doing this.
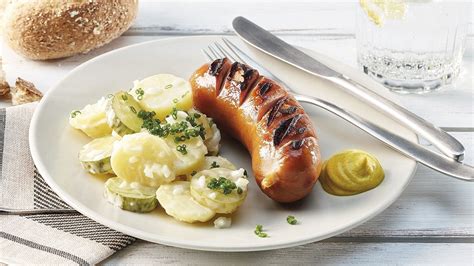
[69,74,249,223]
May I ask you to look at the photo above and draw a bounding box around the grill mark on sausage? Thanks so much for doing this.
[240,68,257,93]
[267,97,287,126]
[280,106,297,115]
[273,114,302,146]
[209,58,225,76]
[259,82,272,97]
[227,62,260,105]
[291,139,305,150]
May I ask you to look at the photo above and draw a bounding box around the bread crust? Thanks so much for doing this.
[11,77,42,105]
[3,0,138,60]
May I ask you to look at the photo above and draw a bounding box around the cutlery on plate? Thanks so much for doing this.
[232,16,465,162]
[202,39,474,181]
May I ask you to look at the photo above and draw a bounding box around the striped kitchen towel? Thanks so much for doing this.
[0,103,135,265]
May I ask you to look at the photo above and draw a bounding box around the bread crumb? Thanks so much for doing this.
[11,78,43,105]
[0,80,9,96]
[0,57,10,96]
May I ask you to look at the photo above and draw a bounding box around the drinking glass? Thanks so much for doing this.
[356,0,470,93]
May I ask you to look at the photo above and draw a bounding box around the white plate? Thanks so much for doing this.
[29,36,417,252]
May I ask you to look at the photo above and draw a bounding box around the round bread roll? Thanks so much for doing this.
[3,0,138,60]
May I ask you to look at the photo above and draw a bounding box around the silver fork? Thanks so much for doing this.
[201,38,474,181]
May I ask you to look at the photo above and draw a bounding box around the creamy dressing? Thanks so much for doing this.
[235,177,249,191]
[197,175,206,188]
[213,217,232,229]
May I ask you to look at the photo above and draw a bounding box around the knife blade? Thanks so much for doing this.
[232,16,465,162]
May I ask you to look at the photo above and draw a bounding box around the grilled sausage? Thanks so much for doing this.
[190,58,322,203]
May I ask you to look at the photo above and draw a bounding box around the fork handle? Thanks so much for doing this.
[328,75,465,161]
[295,94,474,181]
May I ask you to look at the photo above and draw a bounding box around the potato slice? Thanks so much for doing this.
[111,132,176,188]
[156,181,215,223]
[131,74,193,119]
[69,97,112,138]
[190,168,248,214]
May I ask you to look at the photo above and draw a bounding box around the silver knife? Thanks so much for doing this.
[232,16,465,162]
[220,37,473,181]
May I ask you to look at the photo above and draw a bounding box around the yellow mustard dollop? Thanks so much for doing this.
[320,149,384,196]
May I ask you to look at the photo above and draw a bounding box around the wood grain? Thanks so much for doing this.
[102,241,474,265]
[1,1,472,264]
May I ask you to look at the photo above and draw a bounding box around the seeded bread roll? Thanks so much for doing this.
[2,0,138,60]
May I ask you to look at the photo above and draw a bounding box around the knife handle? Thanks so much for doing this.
[328,75,465,162]
[295,94,474,181]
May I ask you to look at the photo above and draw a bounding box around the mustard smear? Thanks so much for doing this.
[320,149,384,196]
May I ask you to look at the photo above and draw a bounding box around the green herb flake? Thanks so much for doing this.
[254,224,268,238]
[173,98,179,104]
[129,106,137,114]
[210,161,220,169]
[121,94,128,101]
[176,144,187,155]
[237,187,243,194]
[190,171,197,176]
[181,91,189,98]
[207,176,237,195]
[135,88,145,100]
[165,84,173,90]
[70,110,81,118]
[171,107,178,120]
[174,135,186,143]
[286,215,297,225]
[193,113,201,119]
[137,110,156,120]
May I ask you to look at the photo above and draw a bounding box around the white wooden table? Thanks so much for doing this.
[2,1,473,264]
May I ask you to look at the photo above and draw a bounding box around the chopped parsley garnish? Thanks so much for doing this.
[70,110,81,118]
[174,135,186,143]
[171,107,178,119]
[129,106,137,114]
[254,224,268,238]
[193,113,201,119]
[173,98,179,104]
[286,215,297,225]
[207,176,237,195]
[165,84,173,89]
[176,144,187,155]
[121,94,128,101]
[137,110,156,120]
[237,187,243,194]
[210,161,219,169]
[135,88,144,100]
[190,171,197,176]
[138,108,207,142]
[181,91,189,98]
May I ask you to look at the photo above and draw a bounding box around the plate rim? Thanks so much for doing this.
[29,35,418,252]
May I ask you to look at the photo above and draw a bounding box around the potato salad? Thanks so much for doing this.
[69,74,249,223]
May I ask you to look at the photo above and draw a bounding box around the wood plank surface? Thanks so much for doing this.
[1,1,472,264]
[102,241,474,265]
